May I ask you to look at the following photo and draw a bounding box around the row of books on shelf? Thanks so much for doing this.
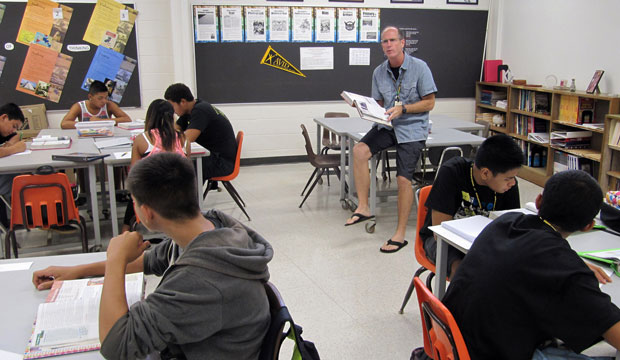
[558,95,596,124]
[514,115,547,136]
[480,90,507,108]
[516,140,547,168]
[553,151,594,176]
[518,90,550,115]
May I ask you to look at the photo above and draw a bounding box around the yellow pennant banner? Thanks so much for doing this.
[260,46,305,78]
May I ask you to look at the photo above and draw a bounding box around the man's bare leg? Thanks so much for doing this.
[346,142,373,224]
[381,175,413,251]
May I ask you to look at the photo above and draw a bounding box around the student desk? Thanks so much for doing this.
[429,222,620,301]
[0,252,107,359]
[2,132,105,249]
[343,125,486,232]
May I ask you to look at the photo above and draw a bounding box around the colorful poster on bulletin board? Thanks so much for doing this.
[83,0,138,53]
[16,0,73,52]
[81,45,136,103]
[194,5,218,43]
[16,44,72,103]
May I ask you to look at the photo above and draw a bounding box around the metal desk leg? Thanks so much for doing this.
[196,157,204,211]
[316,123,321,155]
[435,236,448,299]
[339,135,347,202]
[88,165,101,249]
[347,137,357,210]
[99,163,108,218]
[107,164,118,237]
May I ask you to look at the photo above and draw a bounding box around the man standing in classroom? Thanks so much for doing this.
[164,83,237,185]
[345,26,437,253]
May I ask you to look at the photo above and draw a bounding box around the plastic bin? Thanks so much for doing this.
[75,120,115,137]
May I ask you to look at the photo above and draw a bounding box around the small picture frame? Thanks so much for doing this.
[586,70,604,94]
[447,0,478,4]
[391,0,423,3]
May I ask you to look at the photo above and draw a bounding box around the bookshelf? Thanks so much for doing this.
[475,82,620,190]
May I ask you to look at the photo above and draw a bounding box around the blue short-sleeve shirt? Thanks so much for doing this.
[371,53,437,143]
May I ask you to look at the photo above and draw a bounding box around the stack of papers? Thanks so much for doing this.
[191,142,207,154]
[31,136,72,150]
[440,215,492,243]
[117,120,145,130]
[94,137,132,149]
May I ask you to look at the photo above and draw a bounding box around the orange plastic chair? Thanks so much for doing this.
[400,185,435,314]
[5,170,88,258]
[414,276,470,360]
[204,131,250,221]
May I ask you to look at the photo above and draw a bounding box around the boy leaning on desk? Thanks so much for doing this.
[442,170,620,360]
[32,153,273,360]
[60,80,131,129]
[0,103,26,228]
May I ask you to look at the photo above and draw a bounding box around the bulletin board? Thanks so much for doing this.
[0,2,141,110]
[193,8,487,103]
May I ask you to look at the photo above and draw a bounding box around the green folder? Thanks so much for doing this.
[578,248,620,277]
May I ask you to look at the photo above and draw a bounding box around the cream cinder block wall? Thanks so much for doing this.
[497,0,620,95]
[48,0,491,159]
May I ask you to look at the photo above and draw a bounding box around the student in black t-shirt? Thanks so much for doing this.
[0,103,26,227]
[164,83,237,182]
[419,134,523,276]
[443,170,620,360]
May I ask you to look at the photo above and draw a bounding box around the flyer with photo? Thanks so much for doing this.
[17,0,73,52]
[83,0,138,53]
[244,6,266,42]
[16,44,72,102]
[81,46,136,103]
[194,5,218,43]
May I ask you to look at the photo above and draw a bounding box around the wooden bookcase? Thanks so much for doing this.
[475,82,620,190]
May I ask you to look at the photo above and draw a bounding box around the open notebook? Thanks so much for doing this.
[440,215,493,243]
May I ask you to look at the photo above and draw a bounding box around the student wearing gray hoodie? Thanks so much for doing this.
[32,153,274,360]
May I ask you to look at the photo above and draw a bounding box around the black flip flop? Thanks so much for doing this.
[344,213,375,226]
[380,239,409,253]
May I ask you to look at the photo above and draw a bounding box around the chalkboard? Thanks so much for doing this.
[194,8,487,103]
[0,2,141,110]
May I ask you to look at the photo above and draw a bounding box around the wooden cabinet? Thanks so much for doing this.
[475,82,620,190]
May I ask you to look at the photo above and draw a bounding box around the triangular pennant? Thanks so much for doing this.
[260,45,305,78]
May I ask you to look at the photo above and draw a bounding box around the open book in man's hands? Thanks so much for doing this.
[340,91,392,128]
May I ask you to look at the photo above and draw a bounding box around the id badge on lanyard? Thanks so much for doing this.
[393,76,402,107]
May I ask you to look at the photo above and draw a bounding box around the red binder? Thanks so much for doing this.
[483,60,503,82]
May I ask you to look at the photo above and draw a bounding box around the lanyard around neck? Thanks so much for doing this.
[470,164,496,211]
[539,216,559,233]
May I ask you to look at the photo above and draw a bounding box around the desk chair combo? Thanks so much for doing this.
[319,112,349,187]
[203,131,251,221]
[299,124,342,208]
[414,276,470,360]
[4,166,88,258]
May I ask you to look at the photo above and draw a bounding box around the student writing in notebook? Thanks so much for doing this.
[120,99,190,233]
[32,153,273,359]
[345,26,437,254]
[60,80,131,129]
[419,134,523,277]
[0,103,26,228]
[442,170,619,360]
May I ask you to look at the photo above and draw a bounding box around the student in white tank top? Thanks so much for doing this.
[60,80,131,129]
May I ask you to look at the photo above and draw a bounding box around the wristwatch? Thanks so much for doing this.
[401,105,407,114]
